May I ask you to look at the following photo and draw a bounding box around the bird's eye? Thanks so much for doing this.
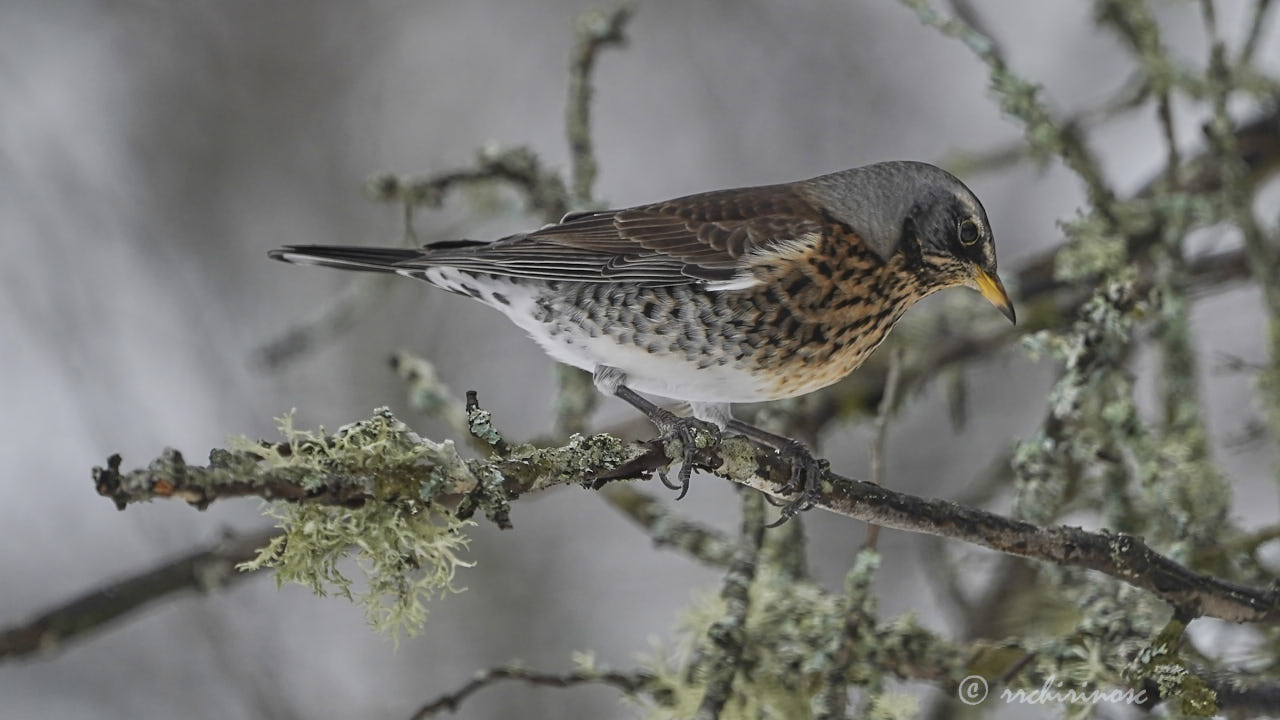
[958,218,980,246]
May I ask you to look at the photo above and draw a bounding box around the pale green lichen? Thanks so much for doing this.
[861,692,919,720]
[1054,211,1127,282]
[501,432,633,492]
[465,403,504,450]
[628,558,953,720]
[241,498,473,640]
[233,408,477,499]
[233,410,476,639]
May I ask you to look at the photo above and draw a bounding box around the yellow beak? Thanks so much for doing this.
[975,269,1016,324]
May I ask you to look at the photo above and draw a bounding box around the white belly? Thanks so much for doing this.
[525,326,771,403]
[415,268,772,403]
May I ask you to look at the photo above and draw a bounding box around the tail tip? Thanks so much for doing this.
[268,246,310,264]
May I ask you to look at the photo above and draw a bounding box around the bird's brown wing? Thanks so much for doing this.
[404,183,828,286]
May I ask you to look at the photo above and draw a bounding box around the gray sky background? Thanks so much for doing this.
[2,1,1277,718]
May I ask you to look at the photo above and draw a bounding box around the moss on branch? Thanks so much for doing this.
[95,404,1280,629]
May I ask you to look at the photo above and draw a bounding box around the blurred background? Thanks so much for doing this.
[2,1,1276,717]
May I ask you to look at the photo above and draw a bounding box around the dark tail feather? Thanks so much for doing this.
[268,245,425,273]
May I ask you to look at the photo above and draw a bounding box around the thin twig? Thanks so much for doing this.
[255,273,399,369]
[1203,0,1280,306]
[599,484,737,567]
[1241,0,1275,64]
[863,349,904,550]
[410,664,656,719]
[944,69,1150,178]
[0,527,278,661]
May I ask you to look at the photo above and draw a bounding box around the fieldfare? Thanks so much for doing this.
[271,161,1015,521]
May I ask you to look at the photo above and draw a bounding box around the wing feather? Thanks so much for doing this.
[395,182,829,287]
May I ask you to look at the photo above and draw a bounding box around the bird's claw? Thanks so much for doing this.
[765,440,829,527]
[651,410,721,501]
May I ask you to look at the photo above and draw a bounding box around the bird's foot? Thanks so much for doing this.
[764,439,829,527]
[649,408,721,501]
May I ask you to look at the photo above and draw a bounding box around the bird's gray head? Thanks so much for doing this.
[799,161,1015,323]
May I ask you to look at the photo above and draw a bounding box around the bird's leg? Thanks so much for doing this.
[724,418,829,526]
[592,366,720,499]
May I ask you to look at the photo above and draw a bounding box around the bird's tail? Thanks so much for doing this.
[268,245,425,273]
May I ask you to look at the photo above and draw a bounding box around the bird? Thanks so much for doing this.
[270,161,1015,522]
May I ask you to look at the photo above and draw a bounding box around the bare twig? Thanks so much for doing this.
[410,664,657,719]
[256,273,399,369]
[0,527,277,661]
[1241,0,1275,64]
[370,146,569,222]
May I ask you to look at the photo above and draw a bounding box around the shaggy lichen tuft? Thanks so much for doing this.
[234,409,476,638]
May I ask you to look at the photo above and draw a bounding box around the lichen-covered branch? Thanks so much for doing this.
[93,407,634,515]
[565,5,632,208]
[811,549,880,719]
[1200,1,1280,470]
[599,485,737,567]
[0,527,278,661]
[901,0,1120,227]
[693,491,765,720]
[94,405,1280,624]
